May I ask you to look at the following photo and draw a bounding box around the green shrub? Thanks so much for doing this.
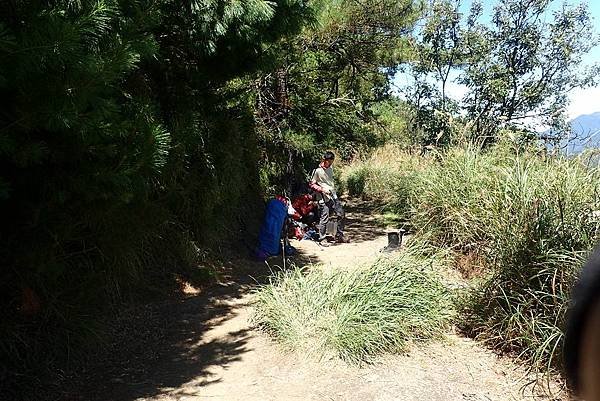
[461,251,585,374]
[403,144,598,375]
[343,142,600,376]
[345,165,368,196]
[341,145,429,213]
[253,247,454,363]
[407,146,500,250]
[457,154,599,373]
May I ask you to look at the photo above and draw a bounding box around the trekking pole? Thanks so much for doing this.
[282,217,287,271]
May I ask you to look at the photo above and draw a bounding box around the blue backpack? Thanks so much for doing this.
[256,198,288,258]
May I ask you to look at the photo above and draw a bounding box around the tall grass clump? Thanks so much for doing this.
[343,141,600,376]
[253,247,454,363]
[398,143,600,375]
[407,146,502,251]
[459,153,600,374]
[341,145,429,217]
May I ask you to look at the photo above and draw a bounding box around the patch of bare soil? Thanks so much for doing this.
[59,199,568,401]
[453,252,487,281]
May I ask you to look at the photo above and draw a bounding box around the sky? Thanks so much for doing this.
[392,0,600,121]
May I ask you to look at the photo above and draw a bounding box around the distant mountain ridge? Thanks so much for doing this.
[553,112,600,154]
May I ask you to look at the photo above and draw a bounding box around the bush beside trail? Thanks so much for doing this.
[0,0,307,395]
[253,247,455,363]
[341,143,600,376]
[341,145,430,218]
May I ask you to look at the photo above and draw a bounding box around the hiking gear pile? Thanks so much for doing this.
[254,189,343,261]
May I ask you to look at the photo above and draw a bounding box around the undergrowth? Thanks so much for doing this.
[253,246,454,363]
[341,145,430,219]
[342,142,600,377]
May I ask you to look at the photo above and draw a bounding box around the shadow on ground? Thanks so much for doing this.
[52,256,278,401]
[339,198,391,244]
[48,198,384,401]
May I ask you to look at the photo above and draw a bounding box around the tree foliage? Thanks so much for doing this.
[461,0,599,141]
[0,0,312,393]
[416,0,463,112]
[0,0,427,394]
[254,0,422,192]
[398,0,599,148]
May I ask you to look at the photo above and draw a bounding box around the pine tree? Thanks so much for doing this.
[0,0,312,394]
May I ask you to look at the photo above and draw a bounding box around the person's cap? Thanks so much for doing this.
[323,151,335,160]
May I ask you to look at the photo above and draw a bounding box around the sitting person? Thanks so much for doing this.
[309,151,347,244]
[291,193,318,226]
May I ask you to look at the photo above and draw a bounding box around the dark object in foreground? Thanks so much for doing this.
[564,247,600,399]
[382,229,405,252]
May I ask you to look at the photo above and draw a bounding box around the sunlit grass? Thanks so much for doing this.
[253,246,454,363]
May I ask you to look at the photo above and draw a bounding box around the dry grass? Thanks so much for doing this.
[253,246,455,363]
[342,142,600,377]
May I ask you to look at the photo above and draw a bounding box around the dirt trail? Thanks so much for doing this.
[68,200,566,401]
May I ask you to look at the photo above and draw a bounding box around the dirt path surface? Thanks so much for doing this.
[65,200,566,401]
